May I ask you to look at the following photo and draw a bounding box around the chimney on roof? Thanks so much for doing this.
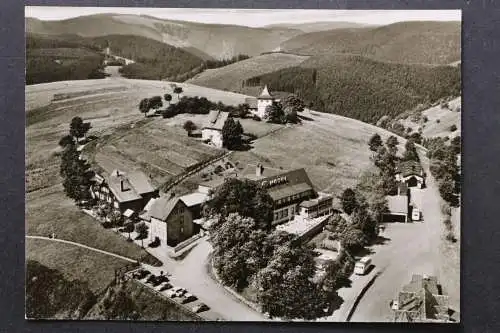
[120,179,128,192]
[116,170,120,176]
[256,163,264,177]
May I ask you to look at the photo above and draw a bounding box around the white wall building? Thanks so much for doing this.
[201,110,229,148]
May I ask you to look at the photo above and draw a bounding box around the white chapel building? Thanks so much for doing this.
[246,85,279,119]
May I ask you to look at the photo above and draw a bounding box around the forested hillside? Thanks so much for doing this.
[281,21,460,65]
[89,35,204,80]
[26,34,106,85]
[245,54,461,123]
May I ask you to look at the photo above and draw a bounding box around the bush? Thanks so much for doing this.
[445,232,457,243]
[148,237,161,248]
[449,124,457,132]
[436,119,441,124]
[252,115,262,121]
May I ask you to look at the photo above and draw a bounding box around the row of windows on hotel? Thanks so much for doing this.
[274,190,314,207]
[274,206,294,222]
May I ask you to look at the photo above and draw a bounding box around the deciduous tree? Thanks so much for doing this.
[340,188,358,215]
[368,133,383,152]
[173,86,183,100]
[183,120,197,136]
[203,178,273,230]
[139,98,150,117]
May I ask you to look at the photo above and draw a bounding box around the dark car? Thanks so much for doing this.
[192,303,209,313]
[181,294,197,304]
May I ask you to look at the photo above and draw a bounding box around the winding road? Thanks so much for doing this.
[349,149,451,322]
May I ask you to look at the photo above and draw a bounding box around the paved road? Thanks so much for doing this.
[146,238,267,321]
[349,152,446,322]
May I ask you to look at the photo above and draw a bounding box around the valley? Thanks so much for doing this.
[25,10,461,323]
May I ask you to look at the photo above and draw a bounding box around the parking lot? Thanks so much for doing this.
[126,268,223,321]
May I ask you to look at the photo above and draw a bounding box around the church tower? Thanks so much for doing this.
[257,85,275,119]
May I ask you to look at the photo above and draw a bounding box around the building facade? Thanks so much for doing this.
[201,110,229,148]
[91,169,158,216]
[149,196,194,247]
[396,160,426,188]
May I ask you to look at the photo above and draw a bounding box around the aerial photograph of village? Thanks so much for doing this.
[25,7,461,322]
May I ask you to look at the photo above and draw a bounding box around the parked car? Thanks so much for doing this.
[159,283,173,292]
[146,274,158,284]
[136,269,151,279]
[171,287,187,297]
[412,209,421,221]
[165,289,177,298]
[192,303,209,313]
[181,293,197,304]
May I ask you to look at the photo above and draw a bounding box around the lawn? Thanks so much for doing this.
[26,238,134,293]
[229,110,406,195]
[399,96,461,139]
[26,185,161,266]
[187,53,309,92]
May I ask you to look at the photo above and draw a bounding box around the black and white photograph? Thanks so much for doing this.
[25,7,461,322]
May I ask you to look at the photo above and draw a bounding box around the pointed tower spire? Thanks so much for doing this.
[259,85,273,99]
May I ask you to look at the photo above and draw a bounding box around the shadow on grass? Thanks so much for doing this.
[298,114,315,122]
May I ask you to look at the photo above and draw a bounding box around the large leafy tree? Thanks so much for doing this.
[340,188,358,215]
[163,93,172,105]
[403,139,420,162]
[203,178,273,230]
[256,244,328,320]
[368,133,383,152]
[173,86,183,100]
[386,135,399,156]
[60,143,94,203]
[139,98,150,117]
[183,120,197,136]
[264,101,285,124]
[69,117,91,141]
[148,96,163,112]
[222,117,244,150]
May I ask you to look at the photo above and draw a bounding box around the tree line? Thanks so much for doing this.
[243,56,460,124]
[58,117,95,205]
[424,136,461,207]
[202,179,330,319]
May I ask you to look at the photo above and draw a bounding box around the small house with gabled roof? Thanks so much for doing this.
[396,160,426,188]
[201,110,229,148]
[91,169,158,216]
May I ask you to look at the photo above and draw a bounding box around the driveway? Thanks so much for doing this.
[171,239,267,321]
[349,152,452,322]
[144,237,266,321]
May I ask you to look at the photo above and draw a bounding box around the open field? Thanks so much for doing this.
[26,185,160,266]
[27,238,132,293]
[228,109,406,194]
[94,118,221,186]
[399,97,461,139]
[187,53,309,92]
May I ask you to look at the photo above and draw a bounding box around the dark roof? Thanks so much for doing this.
[396,160,424,178]
[245,97,258,109]
[149,196,184,221]
[202,110,229,131]
[397,275,449,322]
[268,183,313,201]
[241,165,316,201]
